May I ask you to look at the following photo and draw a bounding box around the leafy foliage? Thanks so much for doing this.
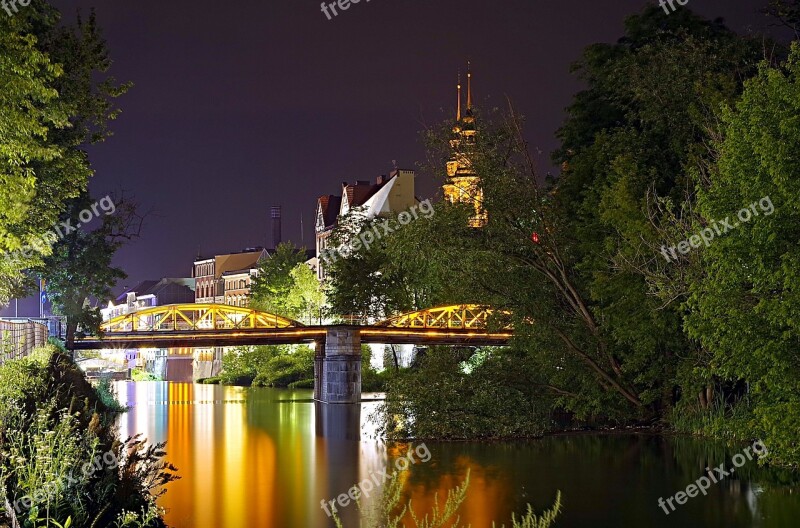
[685,45,800,467]
[0,346,177,527]
[219,344,314,388]
[0,3,129,306]
[250,242,321,322]
[41,193,142,348]
[379,347,554,440]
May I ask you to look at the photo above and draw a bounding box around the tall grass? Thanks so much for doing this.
[332,469,562,528]
[0,346,178,527]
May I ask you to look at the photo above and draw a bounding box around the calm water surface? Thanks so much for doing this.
[114,382,800,528]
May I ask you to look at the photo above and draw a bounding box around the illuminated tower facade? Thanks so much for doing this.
[443,63,487,227]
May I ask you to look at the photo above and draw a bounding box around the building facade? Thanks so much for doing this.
[191,248,268,382]
[315,169,418,280]
[193,248,267,305]
[223,269,257,307]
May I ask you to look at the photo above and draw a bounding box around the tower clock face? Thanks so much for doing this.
[446,161,459,177]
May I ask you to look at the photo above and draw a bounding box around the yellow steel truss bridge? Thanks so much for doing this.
[75,304,512,350]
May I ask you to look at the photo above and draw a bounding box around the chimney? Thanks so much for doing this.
[271,206,282,249]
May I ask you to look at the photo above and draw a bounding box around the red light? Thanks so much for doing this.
[531,232,540,244]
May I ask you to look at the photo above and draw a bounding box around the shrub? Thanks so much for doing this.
[220,345,314,388]
[0,346,178,527]
[379,347,554,440]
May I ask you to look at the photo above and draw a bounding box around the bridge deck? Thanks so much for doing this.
[73,325,511,350]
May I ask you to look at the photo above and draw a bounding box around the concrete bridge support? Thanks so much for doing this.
[315,327,361,404]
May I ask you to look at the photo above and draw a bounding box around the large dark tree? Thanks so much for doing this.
[41,192,142,349]
[550,6,769,415]
[0,3,129,305]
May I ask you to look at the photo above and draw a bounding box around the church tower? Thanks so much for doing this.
[443,63,487,227]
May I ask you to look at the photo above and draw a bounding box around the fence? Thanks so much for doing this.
[0,320,49,364]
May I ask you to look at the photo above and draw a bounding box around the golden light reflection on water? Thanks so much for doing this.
[115,382,509,528]
[112,382,799,528]
[116,382,412,528]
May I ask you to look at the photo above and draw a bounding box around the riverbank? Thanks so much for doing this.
[0,345,177,527]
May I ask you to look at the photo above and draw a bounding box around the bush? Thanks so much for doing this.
[287,378,314,389]
[0,346,178,527]
[252,347,314,388]
[379,347,554,440]
[131,369,161,382]
[95,377,127,412]
[219,345,314,388]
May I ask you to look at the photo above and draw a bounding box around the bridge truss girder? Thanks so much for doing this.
[375,304,512,331]
[100,304,303,334]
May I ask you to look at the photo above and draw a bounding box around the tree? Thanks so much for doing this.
[763,0,800,38]
[287,263,325,324]
[0,4,129,305]
[549,5,768,414]
[685,46,800,466]
[249,242,309,319]
[323,204,454,322]
[41,193,142,350]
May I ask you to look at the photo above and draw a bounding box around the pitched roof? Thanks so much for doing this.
[344,180,383,208]
[214,250,265,278]
[115,278,195,303]
[317,194,342,230]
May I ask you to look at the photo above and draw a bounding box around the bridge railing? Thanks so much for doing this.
[0,320,49,364]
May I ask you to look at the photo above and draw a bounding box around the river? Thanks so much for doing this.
[114,382,800,528]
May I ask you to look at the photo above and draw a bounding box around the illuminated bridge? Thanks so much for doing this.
[74,304,512,403]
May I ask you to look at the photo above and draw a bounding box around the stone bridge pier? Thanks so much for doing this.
[314,326,362,404]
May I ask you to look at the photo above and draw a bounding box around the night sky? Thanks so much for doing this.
[2,0,778,315]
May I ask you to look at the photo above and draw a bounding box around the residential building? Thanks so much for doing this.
[315,168,418,280]
[101,278,196,322]
[192,248,267,382]
[193,248,268,304]
[223,268,257,307]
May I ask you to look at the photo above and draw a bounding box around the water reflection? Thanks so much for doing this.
[115,382,800,528]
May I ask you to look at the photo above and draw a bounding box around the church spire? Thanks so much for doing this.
[456,70,462,122]
[466,61,473,111]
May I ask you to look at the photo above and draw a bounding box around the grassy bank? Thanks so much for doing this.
[0,345,178,527]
